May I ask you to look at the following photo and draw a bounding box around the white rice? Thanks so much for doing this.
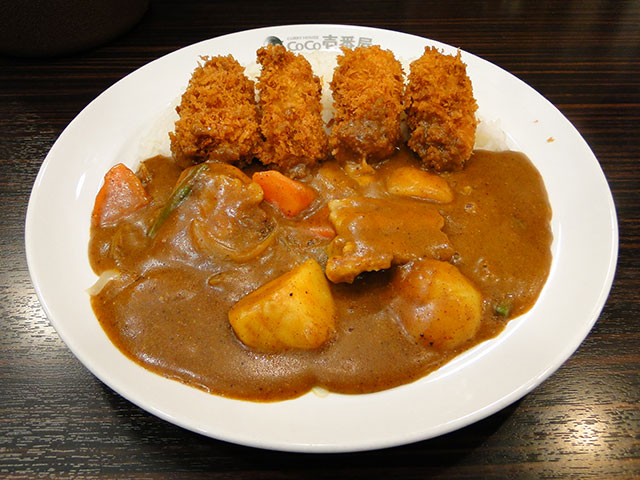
[474,117,509,151]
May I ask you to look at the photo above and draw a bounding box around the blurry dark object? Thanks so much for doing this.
[0,0,149,57]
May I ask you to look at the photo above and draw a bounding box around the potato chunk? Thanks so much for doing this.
[386,166,453,203]
[392,259,482,350]
[228,259,336,352]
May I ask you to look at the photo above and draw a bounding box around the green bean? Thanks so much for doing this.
[494,302,512,317]
[147,163,209,238]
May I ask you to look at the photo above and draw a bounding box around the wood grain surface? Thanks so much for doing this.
[1,0,638,478]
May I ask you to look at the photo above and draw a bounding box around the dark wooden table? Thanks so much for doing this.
[1,0,638,478]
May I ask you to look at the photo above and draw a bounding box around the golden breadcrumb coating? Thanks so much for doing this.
[329,46,405,162]
[405,47,478,171]
[169,55,260,167]
[256,44,328,172]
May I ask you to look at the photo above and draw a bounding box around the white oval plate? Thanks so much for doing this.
[25,25,618,453]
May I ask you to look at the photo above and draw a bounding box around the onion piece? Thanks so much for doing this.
[86,270,120,296]
[191,219,276,262]
[311,386,330,398]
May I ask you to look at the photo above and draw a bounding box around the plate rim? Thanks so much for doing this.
[25,24,619,453]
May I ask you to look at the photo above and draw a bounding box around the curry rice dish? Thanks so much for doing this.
[88,44,552,401]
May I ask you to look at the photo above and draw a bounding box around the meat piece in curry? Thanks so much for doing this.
[325,196,453,283]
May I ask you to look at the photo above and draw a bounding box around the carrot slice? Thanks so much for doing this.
[91,163,150,227]
[252,170,316,217]
[307,224,336,239]
[303,205,335,239]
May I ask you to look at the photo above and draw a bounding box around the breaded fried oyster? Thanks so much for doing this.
[329,46,405,163]
[256,44,328,172]
[169,55,260,167]
[406,47,478,171]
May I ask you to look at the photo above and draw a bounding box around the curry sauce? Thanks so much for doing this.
[89,147,552,401]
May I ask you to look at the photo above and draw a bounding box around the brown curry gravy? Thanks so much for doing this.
[89,148,552,401]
